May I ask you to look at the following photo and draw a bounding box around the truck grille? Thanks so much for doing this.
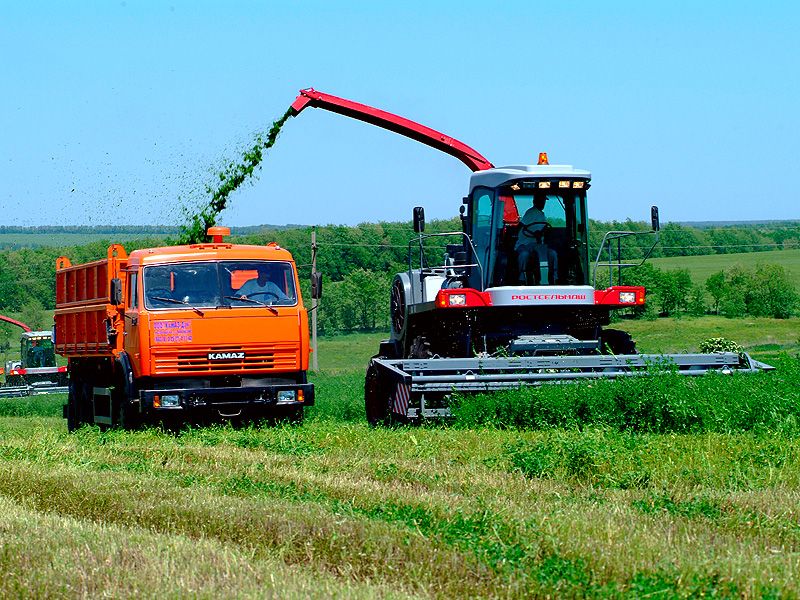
[152,343,298,374]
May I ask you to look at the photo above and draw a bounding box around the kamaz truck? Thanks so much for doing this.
[55,227,314,430]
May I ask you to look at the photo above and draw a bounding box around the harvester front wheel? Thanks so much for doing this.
[409,336,433,359]
[601,329,637,355]
[365,360,391,427]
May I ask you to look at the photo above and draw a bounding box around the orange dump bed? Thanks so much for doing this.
[54,244,127,358]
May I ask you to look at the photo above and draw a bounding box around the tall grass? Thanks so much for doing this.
[452,356,799,433]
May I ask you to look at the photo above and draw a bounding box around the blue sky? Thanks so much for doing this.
[1,1,798,227]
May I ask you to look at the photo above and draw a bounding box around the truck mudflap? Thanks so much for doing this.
[370,353,774,420]
[140,383,315,414]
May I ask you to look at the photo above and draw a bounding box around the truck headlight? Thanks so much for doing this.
[277,390,296,403]
[619,292,636,304]
[160,394,180,407]
[449,294,466,306]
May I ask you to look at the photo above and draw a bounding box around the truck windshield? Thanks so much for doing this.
[144,261,298,310]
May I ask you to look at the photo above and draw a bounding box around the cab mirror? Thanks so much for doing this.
[311,272,323,300]
[110,278,123,306]
[650,206,660,232]
[413,206,425,233]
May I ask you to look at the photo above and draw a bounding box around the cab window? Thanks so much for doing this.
[127,272,138,309]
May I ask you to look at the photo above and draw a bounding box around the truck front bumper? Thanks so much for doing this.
[140,383,314,415]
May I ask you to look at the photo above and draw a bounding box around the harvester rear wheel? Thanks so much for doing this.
[365,359,391,427]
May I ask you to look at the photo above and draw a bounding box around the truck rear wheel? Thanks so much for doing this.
[66,381,80,432]
[365,360,391,426]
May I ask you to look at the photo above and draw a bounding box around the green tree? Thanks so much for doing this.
[720,266,751,318]
[687,284,707,317]
[341,269,388,330]
[658,269,693,316]
[20,300,48,331]
[748,264,798,319]
[705,270,727,315]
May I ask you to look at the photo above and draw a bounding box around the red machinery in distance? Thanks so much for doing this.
[0,314,67,394]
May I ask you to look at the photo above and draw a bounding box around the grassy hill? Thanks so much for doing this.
[649,248,800,287]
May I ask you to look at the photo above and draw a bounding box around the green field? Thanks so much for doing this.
[1,318,800,597]
[650,248,800,287]
[0,232,162,249]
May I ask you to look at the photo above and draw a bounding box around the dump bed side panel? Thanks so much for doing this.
[54,245,127,358]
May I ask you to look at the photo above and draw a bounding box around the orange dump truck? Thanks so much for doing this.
[55,227,314,430]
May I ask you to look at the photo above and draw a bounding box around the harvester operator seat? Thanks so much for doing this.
[515,195,558,285]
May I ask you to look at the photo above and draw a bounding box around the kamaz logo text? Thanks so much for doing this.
[207,352,246,361]
[510,294,587,301]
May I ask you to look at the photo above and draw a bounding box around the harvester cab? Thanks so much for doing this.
[0,315,68,393]
[387,158,659,361]
[462,159,593,290]
[289,88,773,423]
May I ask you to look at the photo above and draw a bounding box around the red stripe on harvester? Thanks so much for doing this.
[392,382,410,416]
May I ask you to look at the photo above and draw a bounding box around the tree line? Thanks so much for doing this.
[620,263,798,320]
[0,219,797,336]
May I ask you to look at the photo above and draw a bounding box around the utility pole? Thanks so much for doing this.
[311,226,318,372]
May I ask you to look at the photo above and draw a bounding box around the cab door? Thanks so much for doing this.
[123,269,141,369]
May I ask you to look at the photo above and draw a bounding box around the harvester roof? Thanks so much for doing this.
[469,164,591,192]
[22,331,53,339]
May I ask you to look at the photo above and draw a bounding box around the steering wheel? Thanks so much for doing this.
[519,221,550,234]
[519,221,551,237]
[246,291,280,301]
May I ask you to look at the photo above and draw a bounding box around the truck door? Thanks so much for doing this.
[123,270,141,366]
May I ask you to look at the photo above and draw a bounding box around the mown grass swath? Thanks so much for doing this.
[1,322,799,596]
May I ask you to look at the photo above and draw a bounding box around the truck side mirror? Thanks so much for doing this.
[110,278,123,306]
[311,272,323,300]
[650,206,660,232]
[413,206,425,233]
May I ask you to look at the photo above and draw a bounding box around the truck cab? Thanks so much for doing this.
[56,228,314,429]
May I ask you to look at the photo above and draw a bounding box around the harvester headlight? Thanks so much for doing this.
[449,294,467,306]
[277,390,297,403]
[538,181,551,189]
[619,292,636,304]
[573,181,585,189]
[558,180,570,188]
